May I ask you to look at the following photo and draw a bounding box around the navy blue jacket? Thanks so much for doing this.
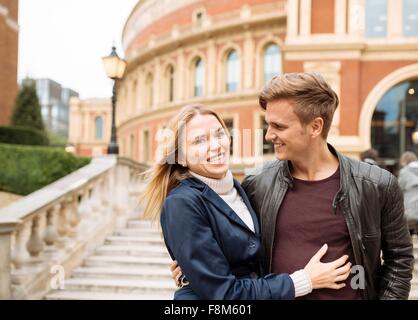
[160,177,295,300]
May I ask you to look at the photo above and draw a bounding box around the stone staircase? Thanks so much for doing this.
[44,225,418,300]
[45,220,176,300]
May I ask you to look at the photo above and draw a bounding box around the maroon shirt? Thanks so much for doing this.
[272,168,363,300]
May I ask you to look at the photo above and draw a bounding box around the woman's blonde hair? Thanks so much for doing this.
[141,104,229,221]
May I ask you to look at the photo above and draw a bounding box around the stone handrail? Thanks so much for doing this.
[0,155,149,299]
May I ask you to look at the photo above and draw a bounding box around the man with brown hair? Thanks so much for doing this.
[170,72,414,299]
[241,72,413,299]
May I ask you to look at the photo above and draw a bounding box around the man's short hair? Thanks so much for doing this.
[360,148,379,162]
[259,72,339,139]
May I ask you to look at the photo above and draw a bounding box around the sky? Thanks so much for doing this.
[18,0,138,99]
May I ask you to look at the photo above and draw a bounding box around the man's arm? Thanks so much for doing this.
[379,175,414,300]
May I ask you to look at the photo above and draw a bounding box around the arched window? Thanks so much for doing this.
[145,73,153,108]
[371,79,418,168]
[167,65,175,102]
[365,0,387,38]
[404,0,418,36]
[194,58,204,97]
[264,44,281,84]
[95,116,103,140]
[226,50,240,92]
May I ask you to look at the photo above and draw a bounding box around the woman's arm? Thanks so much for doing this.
[161,193,294,300]
[161,194,350,300]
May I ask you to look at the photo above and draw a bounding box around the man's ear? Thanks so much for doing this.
[310,117,324,138]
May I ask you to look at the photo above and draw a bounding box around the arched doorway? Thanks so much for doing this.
[371,79,418,172]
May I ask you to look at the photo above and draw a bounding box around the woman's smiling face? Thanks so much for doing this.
[184,114,230,179]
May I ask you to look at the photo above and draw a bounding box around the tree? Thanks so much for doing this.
[11,80,45,131]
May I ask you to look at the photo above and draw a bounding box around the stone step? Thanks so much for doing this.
[60,278,175,294]
[95,245,169,257]
[127,220,159,229]
[114,228,161,237]
[72,266,172,280]
[84,255,172,268]
[105,236,164,246]
[45,290,173,300]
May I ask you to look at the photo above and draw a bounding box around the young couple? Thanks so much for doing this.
[142,72,414,300]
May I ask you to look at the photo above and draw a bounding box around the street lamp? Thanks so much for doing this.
[102,46,127,154]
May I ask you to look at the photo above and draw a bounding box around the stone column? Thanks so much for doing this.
[387,0,402,38]
[299,0,312,36]
[207,40,216,96]
[0,220,19,299]
[177,49,185,101]
[287,0,299,39]
[335,0,348,35]
[243,32,254,90]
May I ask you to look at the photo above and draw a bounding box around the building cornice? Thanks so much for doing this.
[117,90,260,129]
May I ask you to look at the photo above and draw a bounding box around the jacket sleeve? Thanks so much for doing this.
[379,175,414,300]
[160,193,295,300]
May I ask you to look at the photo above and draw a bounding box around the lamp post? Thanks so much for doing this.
[102,46,127,155]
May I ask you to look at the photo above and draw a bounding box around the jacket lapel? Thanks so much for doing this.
[199,179,257,234]
[234,179,260,235]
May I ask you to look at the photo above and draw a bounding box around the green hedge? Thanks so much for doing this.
[0,143,91,195]
[0,125,49,146]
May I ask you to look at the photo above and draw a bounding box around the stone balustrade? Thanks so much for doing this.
[0,155,149,299]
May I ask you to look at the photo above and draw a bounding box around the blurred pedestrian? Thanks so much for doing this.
[398,151,418,235]
[360,148,388,170]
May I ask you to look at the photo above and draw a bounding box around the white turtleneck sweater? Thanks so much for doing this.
[189,170,312,298]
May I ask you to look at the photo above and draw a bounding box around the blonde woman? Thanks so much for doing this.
[142,104,351,300]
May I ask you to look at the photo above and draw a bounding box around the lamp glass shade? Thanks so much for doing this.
[412,130,418,145]
[102,55,121,79]
[116,59,127,79]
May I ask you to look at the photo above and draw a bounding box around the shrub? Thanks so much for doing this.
[0,125,49,146]
[0,143,91,195]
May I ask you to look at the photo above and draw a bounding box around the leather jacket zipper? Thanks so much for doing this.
[337,198,368,299]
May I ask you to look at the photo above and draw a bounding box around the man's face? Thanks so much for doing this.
[265,99,311,162]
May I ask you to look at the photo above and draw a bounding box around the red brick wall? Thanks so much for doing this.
[126,0,282,56]
[0,0,18,125]
[311,0,335,34]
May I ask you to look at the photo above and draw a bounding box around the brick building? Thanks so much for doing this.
[70,0,418,172]
[0,0,18,126]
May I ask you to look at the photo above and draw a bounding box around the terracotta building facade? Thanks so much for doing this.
[69,98,111,157]
[0,0,18,126]
[71,0,418,172]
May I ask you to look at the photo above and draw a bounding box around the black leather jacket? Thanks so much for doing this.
[242,144,414,300]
